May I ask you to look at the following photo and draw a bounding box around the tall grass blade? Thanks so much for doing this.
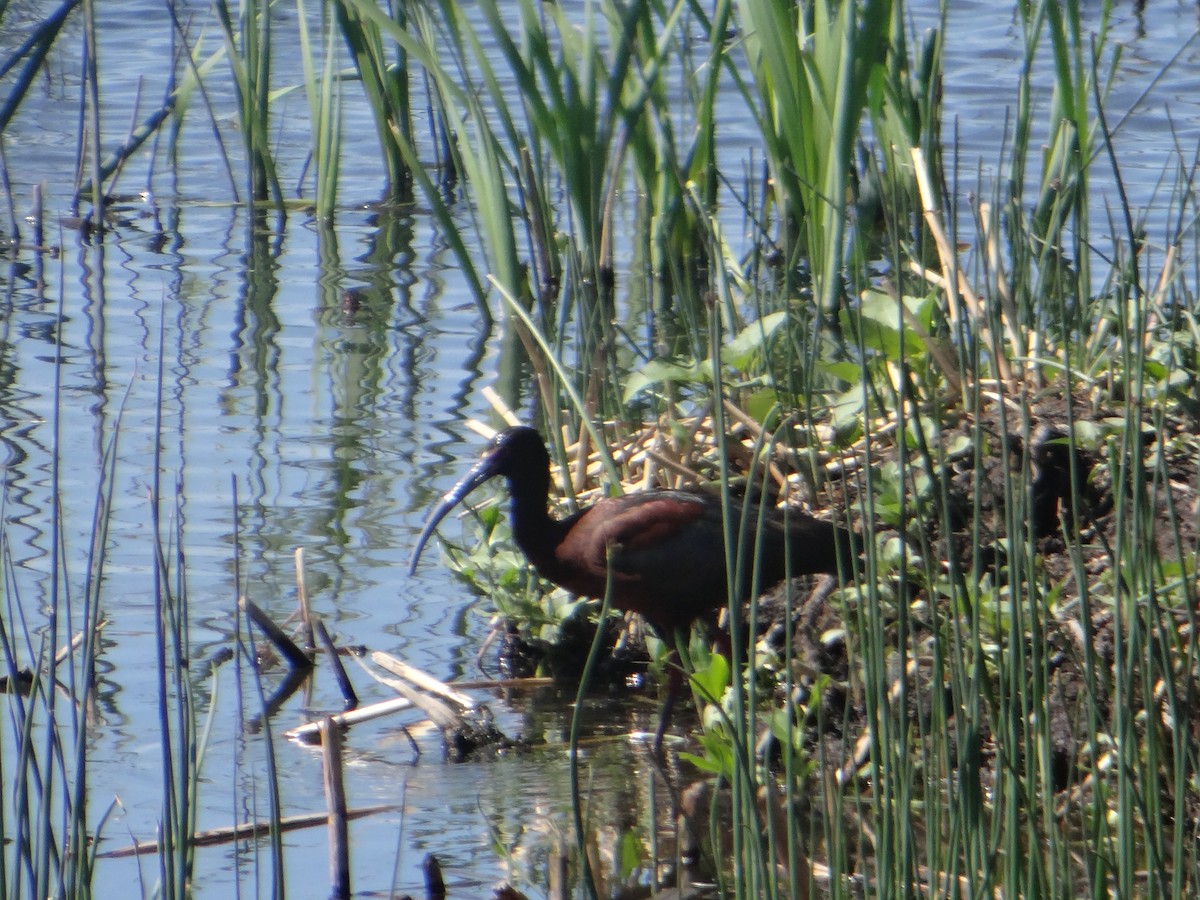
[332,0,412,199]
[736,0,894,313]
[297,0,343,219]
[214,0,284,207]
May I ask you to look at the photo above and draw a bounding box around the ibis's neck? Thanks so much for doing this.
[505,466,566,570]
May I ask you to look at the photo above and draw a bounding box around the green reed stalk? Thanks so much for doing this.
[238,619,288,898]
[149,298,198,899]
[0,248,122,897]
[473,0,642,393]
[0,589,9,900]
[76,0,190,204]
[332,0,412,200]
[1096,50,1157,898]
[568,557,616,900]
[482,0,709,294]
[76,0,103,226]
[336,0,517,316]
[296,0,342,220]
[60,367,125,898]
[735,0,893,314]
[707,303,756,899]
[215,0,284,208]
[496,283,622,487]
[165,7,243,202]
[5,269,66,897]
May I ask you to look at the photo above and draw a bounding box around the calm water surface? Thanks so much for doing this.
[1,1,1197,896]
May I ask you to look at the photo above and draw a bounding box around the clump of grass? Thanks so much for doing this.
[332,0,413,201]
[0,266,106,895]
[296,0,343,220]
[214,0,283,208]
[736,0,898,315]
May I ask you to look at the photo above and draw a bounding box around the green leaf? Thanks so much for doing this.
[1143,360,1168,381]
[623,358,709,401]
[678,750,725,774]
[745,388,782,425]
[689,651,730,702]
[854,289,933,361]
[819,360,864,384]
[1072,419,1105,449]
[720,311,789,371]
[682,731,736,778]
[617,830,643,879]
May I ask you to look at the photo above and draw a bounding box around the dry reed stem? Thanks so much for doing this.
[239,596,313,671]
[910,146,1013,385]
[315,618,358,708]
[354,654,463,730]
[480,385,522,427]
[295,547,314,651]
[370,651,477,710]
[99,804,400,858]
[320,716,351,899]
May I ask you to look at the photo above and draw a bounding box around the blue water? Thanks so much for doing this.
[1,0,1197,896]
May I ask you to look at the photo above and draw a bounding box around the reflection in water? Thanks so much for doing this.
[233,207,285,551]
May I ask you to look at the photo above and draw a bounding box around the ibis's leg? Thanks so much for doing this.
[652,651,683,754]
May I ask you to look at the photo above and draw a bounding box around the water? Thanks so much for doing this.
[1,1,1197,896]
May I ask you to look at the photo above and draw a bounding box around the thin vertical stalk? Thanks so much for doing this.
[297,0,343,219]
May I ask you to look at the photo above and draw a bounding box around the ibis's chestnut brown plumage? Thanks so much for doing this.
[409,426,858,747]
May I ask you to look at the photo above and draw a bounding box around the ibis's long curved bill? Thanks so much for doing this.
[407,453,502,576]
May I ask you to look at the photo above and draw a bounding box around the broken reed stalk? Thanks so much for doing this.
[423,854,446,899]
[286,697,415,744]
[294,547,315,651]
[315,618,358,709]
[284,672,551,744]
[320,716,351,900]
[98,804,400,858]
[369,652,475,711]
[239,596,313,671]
